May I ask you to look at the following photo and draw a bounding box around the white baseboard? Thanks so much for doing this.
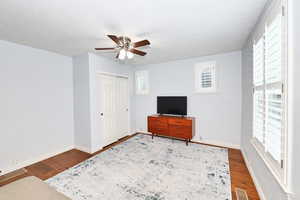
[1,145,74,176]
[136,131,240,149]
[192,139,240,149]
[75,145,92,154]
[241,149,267,200]
[77,133,138,154]
[135,131,150,134]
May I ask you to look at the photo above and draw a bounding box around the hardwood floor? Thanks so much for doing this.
[229,149,259,200]
[0,134,260,200]
[0,149,91,187]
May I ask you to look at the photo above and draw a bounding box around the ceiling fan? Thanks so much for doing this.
[95,35,150,60]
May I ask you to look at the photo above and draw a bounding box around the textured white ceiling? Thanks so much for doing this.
[0,0,267,65]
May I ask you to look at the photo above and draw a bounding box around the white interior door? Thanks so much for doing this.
[98,74,116,146]
[116,77,129,139]
[96,73,129,147]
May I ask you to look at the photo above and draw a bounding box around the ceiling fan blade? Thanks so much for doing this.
[129,49,147,56]
[107,35,120,45]
[132,40,150,48]
[95,48,115,50]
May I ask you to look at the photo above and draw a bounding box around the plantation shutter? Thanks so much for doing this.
[135,70,149,95]
[251,0,287,183]
[253,90,265,143]
[253,37,265,144]
[265,15,282,84]
[252,13,284,165]
[201,67,213,88]
[253,38,264,87]
[265,14,283,163]
[195,61,216,93]
[265,89,282,162]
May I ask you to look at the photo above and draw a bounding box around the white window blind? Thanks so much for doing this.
[195,61,216,93]
[253,38,264,87]
[265,14,284,163]
[266,89,283,162]
[253,90,265,144]
[135,70,149,95]
[265,15,282,84]
[253,37,265,145]
[252,13,285,176]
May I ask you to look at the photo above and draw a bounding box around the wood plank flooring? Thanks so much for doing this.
[229,148,259,200]
[0,134,260,200]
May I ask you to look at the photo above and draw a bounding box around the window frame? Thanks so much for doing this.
[135,70,149,95]
[194,61,217,93]
[251,9,289,189]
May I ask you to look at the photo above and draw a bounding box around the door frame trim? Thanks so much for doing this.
[96,71,129,79]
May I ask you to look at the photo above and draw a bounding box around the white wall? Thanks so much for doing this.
[73,54,92,153]
[288,0,300,199]
[134,51,242,148]
[0,40,74,175]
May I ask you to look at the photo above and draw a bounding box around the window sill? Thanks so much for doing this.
[135,92,149,95]
[250,139,291,194]
[194,90,217,94]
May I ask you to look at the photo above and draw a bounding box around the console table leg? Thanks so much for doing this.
[186,140,188,146]
[152,134,154,139]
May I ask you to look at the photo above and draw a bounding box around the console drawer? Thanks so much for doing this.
[148,117,168,128]
[151,127,169,135]
[148,117,168,132]
[169,125,192,139]
[168,118,192,126]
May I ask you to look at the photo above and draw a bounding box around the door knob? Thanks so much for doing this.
[100,113,104,116]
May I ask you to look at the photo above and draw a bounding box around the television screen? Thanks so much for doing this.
[157,96,187,116]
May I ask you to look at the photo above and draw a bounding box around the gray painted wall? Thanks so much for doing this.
[73,54,92,152]
[288,0,300,199]
[133,51,242,148]
[0,40,74,175]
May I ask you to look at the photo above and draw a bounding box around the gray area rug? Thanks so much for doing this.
[46,134,231,200]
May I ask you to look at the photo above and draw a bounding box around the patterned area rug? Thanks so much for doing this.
[46,134,231,200]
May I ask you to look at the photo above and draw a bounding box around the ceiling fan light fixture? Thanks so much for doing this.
[119,49,126,60]
[127,51,134,59]
[95,35,150,60]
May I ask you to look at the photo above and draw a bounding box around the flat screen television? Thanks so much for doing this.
[157,96,187,116]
